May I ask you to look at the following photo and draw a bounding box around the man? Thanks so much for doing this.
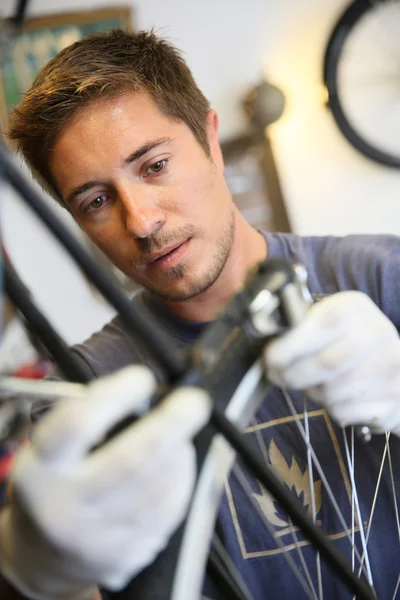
[2,28,400,600]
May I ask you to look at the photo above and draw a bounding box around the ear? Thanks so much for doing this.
[205,109,224,173]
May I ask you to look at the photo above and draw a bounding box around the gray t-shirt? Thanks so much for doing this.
[38,232,400,599]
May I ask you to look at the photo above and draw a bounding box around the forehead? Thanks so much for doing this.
[51,92,170,159]
[48,92,183,190]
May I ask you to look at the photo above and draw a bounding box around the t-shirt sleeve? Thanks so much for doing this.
[31,310,168,422]
[265,233,400,330]
[30,317,146,423]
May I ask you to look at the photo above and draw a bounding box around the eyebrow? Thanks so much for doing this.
[122,137,171,167]
[65,137,172,205]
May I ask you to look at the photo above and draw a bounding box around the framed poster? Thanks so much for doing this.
[0,6,132,130]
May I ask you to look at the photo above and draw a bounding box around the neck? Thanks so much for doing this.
[161,212,268,322]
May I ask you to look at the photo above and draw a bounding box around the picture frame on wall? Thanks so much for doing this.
[0,6,132,130]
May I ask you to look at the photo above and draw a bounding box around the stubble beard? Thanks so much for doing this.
[140,208,236,302]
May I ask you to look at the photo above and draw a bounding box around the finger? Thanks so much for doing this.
[81,387,211,489]
[327,397,396,429]
[32,366,156,465]
[105,444,196,526]
[269,325,379,390]
[265,292,367,371]
[314,344,400,406]
[108,451,195,587]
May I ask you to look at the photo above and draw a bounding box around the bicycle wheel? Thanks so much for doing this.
[323,0,400,167]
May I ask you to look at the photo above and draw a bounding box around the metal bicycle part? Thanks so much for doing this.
[0,378,87,401]
[0,379,87,444]
[171,361,267,600]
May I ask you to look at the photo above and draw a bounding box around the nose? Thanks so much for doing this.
[119,182,165,239]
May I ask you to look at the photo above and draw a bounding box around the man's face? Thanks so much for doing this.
[50,92,235,301]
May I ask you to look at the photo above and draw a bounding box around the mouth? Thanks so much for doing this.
[147,238,191,271]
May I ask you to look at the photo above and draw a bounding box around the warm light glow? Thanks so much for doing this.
[319,84,329,106]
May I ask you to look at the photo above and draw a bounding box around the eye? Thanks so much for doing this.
[145,159,167,175]
[84,195,108,213]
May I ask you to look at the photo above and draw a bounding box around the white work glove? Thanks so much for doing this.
[264,291,400,434]
[0,366,210,600]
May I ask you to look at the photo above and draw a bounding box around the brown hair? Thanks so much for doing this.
[6,28,211,198]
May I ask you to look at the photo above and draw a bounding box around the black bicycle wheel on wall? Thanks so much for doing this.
[323,0,400,168]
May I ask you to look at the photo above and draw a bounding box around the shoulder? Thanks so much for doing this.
[263,231,400,323]
[264,231,400,263]
[74,291,170,381]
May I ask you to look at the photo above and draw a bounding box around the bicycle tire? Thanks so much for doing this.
[323,0,400,168]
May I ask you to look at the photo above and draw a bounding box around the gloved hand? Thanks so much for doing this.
[264,291,400,434]
[0,365,210,600]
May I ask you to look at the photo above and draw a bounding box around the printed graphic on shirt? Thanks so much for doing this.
[225,406,360,559]
[252,437,322,534]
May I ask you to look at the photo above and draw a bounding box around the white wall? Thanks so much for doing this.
[2,169,116,346]
[2,0,400,346]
